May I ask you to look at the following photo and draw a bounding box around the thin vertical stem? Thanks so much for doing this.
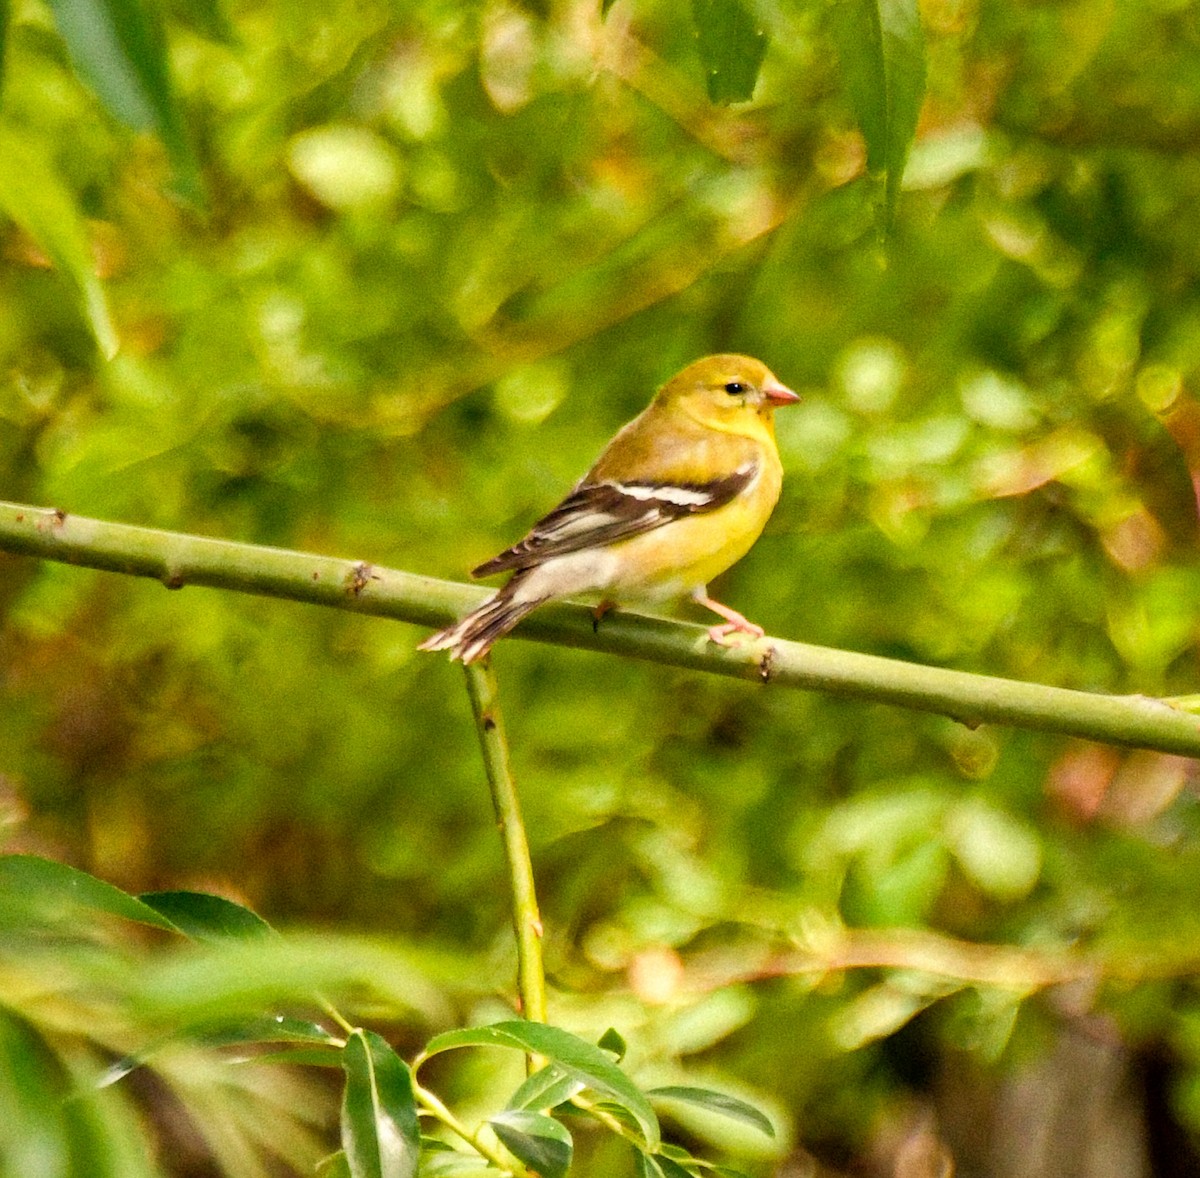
[462,658,547,1026]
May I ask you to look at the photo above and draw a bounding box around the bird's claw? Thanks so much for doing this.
[706,619,765,646]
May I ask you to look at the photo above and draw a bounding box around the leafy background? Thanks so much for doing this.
[3,0,1200,1174]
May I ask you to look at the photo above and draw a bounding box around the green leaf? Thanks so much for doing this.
[692,0,768,104]
[652,1155,695,1178]
[597,1026,627,1061]
[488,1110,572,1178]
[54,1047,159,1178]
[635,1151,696,1178]
[658,1143,699,1165]
[0,1011,72,1177]
[137,934,450,1025]
[341,1029,420,1178]
[587,1100,646,1137]
[506,1065,584,1111]
[204,1014,339,1047]
[317,1152,354,1178]
[0,134,119,358]
[138,891,273,941]
[0,854,176,931]
[44,0,202,202]
[422,1022,659,1149]
[830,0,926,221]
[420,1149,495,1178]
[635,1152,666,1178]
[97,1015,339,1088]
[249,1046,346,1068]
[646,1086,775,1138]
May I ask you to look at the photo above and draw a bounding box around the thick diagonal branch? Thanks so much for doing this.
[1,500,1197,758]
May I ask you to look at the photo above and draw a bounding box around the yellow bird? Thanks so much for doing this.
[420,354,799,663]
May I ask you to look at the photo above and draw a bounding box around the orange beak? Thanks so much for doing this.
[764,381,800,406]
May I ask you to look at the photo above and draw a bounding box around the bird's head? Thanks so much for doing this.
[657,354,799,438]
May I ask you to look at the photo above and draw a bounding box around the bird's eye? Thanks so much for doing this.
[723,381,747,395]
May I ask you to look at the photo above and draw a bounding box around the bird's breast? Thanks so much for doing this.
[602,455,783,601]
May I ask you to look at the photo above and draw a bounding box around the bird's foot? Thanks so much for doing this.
[706,618,765,646]
[692,590,765,646]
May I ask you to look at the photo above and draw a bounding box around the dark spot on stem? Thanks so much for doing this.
[162,571,185,590]
[759,644,777,683]
[346,562,374,596]
[481,713,497,731]
[52,508,67,527]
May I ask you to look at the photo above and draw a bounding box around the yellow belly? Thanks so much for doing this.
[602,458,782,602]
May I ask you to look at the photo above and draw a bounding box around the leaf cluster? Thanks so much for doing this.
[0,854,776,1178]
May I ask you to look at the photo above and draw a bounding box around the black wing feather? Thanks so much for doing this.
[472,463,757,578]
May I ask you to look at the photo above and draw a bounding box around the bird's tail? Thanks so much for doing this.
[418,575,546,663]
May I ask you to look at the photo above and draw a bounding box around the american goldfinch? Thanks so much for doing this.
[420,354,799,663]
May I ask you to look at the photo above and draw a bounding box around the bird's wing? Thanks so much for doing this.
[471,461,759,577]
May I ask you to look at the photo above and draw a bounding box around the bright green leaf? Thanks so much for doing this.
[341,1029,420,1178]
[692,0,768,104]
[647,1086,775,1138]
[488,1110,572,1178]
[422,1022,659,1149]
[506,1064,583,1111]
[830,0,926,221]
[0,854,176,931]
[0,136,118,358]
[138,891,273,941]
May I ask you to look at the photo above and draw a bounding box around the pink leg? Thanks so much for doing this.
[691,588,765,645]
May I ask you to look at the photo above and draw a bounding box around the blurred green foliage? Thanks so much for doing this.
[4,0,1200,1173]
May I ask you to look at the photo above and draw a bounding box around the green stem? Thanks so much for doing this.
[462,658,547,1025]
[1,500,1198,758]
[415,1083,531,1176]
